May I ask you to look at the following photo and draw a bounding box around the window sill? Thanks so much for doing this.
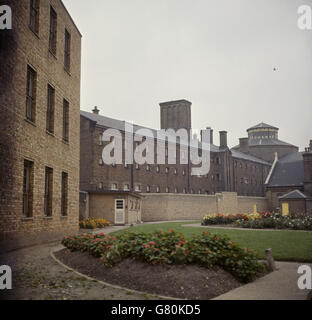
[62,139,69,145]
[28,26,40,39]
[61,215,68,219]
[43,216,53,220]
[24,118,36,127]
[21,217,34,221]
[64,68,71,76]
[49,50,57,60]
[46,130,55,137]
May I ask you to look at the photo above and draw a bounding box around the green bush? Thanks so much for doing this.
[235,215,312,231]
[62,230,265,283]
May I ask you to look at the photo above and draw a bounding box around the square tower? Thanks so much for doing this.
[159,100,192,130]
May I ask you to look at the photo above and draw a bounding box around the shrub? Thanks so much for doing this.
[235,215,312,231]
[79,218,111,229]
[62,230,265,283]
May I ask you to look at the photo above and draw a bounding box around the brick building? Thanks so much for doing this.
[265,141,312,215]
[232,122,298,163]
[80,100,272,207]
[0,0,81,245]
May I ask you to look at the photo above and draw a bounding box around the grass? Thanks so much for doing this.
[111,221,312,262]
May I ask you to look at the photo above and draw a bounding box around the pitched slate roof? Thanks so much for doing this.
[80,111,221,151]
[267,152,304,187]
[81,110,272,165]
[247,122,279,131]
[279,190,308,200]
[231,149,271,165]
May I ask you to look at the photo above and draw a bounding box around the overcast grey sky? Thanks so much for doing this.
[63,0,311,149]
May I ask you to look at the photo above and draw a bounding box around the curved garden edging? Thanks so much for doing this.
[50,246,182,301]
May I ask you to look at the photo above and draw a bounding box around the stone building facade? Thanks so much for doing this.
[0,0,81,245]
[265,141,312,215]
[232,122,298,163]
[80,100,272,199]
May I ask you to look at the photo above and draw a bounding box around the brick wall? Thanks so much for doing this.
[141,192,268,222]
[0,0,81,244]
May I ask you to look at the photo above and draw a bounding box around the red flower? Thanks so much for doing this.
[149,241,156,246]
[99,232,105,236]
[170,229,174,233]
[154,248,159,252]
[145,244,150,248]
[215,236,218,241]
[179,240,185,245]
[206,250,210,254]
[228,241,233,245]
[106,245,111,249]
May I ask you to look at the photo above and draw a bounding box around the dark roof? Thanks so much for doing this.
[247,122,279,131]
[80,110,221,152]
[159,99,192,106]
[231,150,271,165]
[267,152,304,187]
[81,110,271,165]
[82,190,143,198]
[279,190,308,200]
[248,139,297,147]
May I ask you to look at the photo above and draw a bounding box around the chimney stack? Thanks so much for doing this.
[239,138,249,153]
[92,106,100,115]
[219,131,228,148]
[201,127,214,144]
[303,140,312,196]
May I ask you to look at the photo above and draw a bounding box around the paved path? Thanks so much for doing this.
[213,261,311,300]
[1,222,310,300]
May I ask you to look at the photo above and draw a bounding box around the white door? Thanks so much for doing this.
[115,199,125,224]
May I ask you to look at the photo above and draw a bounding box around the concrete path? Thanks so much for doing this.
[213,261,311,300]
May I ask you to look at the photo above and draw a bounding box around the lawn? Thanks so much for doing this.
[111,221,312,262]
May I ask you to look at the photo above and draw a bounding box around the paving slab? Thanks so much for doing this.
[213,261,311,300]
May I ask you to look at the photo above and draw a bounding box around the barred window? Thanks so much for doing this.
[62,99,69,142]
[44,167,53,217]
[61,172,68,216]
[64,29,71,72]
[23,160,34,217]
[46,85,55,133]
[49,6,57,55]
[26,66,36,122]
[29,0,39,34]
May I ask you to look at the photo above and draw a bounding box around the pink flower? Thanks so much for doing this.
[149,241,156,246]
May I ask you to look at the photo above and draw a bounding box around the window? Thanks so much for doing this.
[146,185,150,193]
[156,165,160,173]
[61,172,68,216]
[46,85,55,133]
[111,183,118,190]
[136,163,139,170]
[182,169,186,176]
[183,188,186,194]
[98,182,103,189]
[174,168,178,175]
[135,185,141,192]
[62,99,69,142]
[166,187,169,193]
[64,29,71,72]
[49,6,57,55]
[44,167,53,217]
[29,0,39,34]
[146,164,150,171]
[156,186,160,193]
[23,160,34,217]
[124,184,130,191]
[165,167,169,174]
[26,66,36,122]
[175,187,178,193]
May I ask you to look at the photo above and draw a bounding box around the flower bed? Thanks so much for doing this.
[235,215,312,231]
[202,212,272,225]
[202,212,312,231]
[62,230,265,283]
[79,218,111,229]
